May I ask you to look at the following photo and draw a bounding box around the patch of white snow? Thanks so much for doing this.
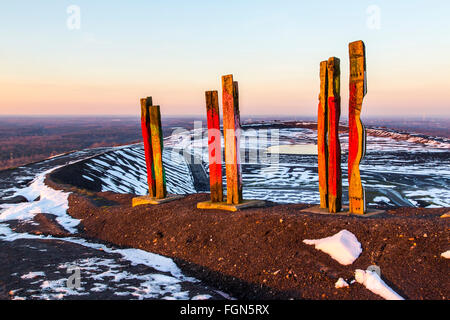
[21,271,45,279]
[335,278,349,289]
[355,269,404,300]
[303,230,362,265]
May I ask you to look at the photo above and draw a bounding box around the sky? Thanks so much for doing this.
[0,0,449,117]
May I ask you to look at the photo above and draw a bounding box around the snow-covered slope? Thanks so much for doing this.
[79,146,196,196]
[47,124,450,208]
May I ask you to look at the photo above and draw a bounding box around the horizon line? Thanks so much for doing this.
[0,114,450,119]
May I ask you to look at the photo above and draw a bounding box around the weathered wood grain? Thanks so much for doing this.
[205,91,223,203]
[327,57,342,213]
[222,75,243,205]
[149,105,167,199]
[140,97,156,197]
[318,61,329,209]
[348,40,367,214]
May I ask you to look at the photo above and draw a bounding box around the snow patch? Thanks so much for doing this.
[21,271,45,279]
[373,196,391,203]
[0,167,79,233]
[39,279,89,299]
[113,248,186,279]
[303,230,362,265]
[191,294,213,300]
[355,269,404,300]
[335,278,349,289]
[267,144,318,155]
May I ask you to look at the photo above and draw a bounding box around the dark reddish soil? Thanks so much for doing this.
[47,175,450,300]
[7,213,71,238]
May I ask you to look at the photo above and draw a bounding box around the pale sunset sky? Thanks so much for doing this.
[0,1,449,117]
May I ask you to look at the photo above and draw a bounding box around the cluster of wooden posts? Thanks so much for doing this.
[131,97,183,206]
[196,75,265,211]
[133,40,369,215]
[318,40,367,214]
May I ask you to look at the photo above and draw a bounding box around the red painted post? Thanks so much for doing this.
[222,75,243,205]
[318,61,328,209]
[348,40,367,214]
[205,91,223,203]
[140,97,156,197]
[327,57,342,213]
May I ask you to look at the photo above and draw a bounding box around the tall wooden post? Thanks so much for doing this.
[348,40,367,214]
[205,91,223,203]
[197,75,265,211]
[327,57,342,213]
[133,99,184,207]
[149,105,167,199]
[318,61,328,209]
[140,97,156,197]
[222,74,243,205]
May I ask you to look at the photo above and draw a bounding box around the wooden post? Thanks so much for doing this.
[317,61,328,209]
[149,105,167,199]
[348,40,367,214]
[205,91,223,203]
[133,99,184,207]
[222,74,243,205]
[197,76,265,211]
[140,97,156,197]
[327,57,342,213]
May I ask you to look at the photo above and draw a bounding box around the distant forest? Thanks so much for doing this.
[0,117,143,170]
[0,116,206,170]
